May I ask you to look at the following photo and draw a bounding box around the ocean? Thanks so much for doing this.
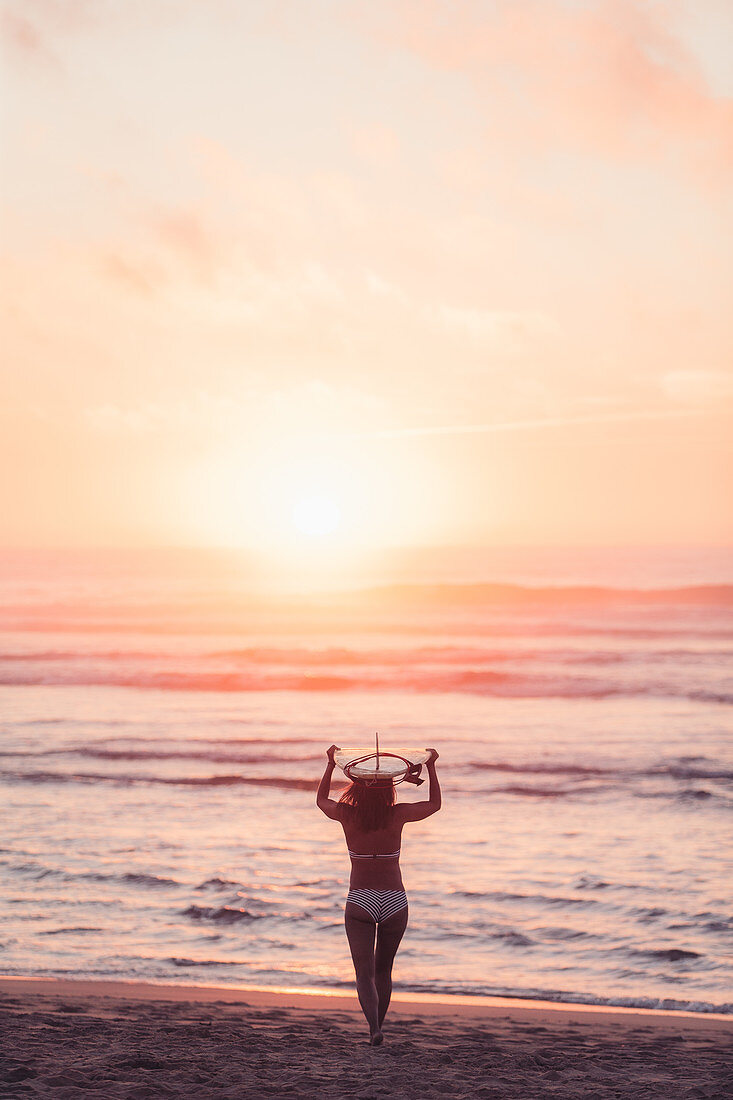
[1,546,731,1014]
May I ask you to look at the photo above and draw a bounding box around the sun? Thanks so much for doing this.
[181,434,441,553]
[292,494,342,537]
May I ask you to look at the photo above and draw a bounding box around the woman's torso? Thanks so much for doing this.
[341,809,405,890]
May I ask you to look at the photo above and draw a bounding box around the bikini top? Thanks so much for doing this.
[348,849,401,860]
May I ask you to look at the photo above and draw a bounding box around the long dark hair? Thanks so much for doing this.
[339,780,395,832]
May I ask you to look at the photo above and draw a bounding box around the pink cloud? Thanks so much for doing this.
[2,0,195,38]
[152,209,219,283]
[0,8,62,70]
[349,123,400,166]
[351,0,733,186]
[100,253,160,297]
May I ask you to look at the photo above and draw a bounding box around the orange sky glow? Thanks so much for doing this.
[2,0,732,555]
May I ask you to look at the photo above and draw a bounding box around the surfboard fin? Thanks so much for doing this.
[403,763,424,786]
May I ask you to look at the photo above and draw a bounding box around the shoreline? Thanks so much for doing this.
[2,975,731,1027]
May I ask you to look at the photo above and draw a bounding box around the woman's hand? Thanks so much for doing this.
[426,747,439,763]
[326,744,339,764]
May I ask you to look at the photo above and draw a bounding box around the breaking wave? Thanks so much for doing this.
[1,746,730,786]
[0,769,315,791]
[0,664,730,702]
[182,905,266,924]
[3,860,182,888]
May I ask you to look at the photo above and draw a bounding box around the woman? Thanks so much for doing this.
[316,744,441,1045]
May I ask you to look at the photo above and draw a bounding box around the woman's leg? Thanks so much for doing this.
[344,904,382,1042]
[374,906,408,1027]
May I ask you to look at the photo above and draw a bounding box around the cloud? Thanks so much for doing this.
[0,0,130,71]
[81,380,389,442]
[661,369,733,403]
[349,123,400,166]
[82,390,245,436]
[261,379,388,435]
[350,0,733,187]
[0,8,62,70]
[342,406,705,440]
[436,305,559,353]
[364,269,406,299]
[1,0,201,44]
[100,253,159,296]
[152,209,220,283]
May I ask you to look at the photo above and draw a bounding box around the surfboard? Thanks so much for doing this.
[334,747,430,781]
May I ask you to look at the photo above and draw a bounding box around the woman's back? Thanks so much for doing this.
[341,806,404,890]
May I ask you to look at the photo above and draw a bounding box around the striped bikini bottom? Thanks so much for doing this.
[346,888,408,924]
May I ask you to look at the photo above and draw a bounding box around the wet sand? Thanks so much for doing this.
[1,978,731,1098]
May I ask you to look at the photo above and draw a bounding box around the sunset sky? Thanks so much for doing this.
[2,0,732,552]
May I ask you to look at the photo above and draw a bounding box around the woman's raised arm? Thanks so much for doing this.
[398,748,441,822]
[316,744,343,820]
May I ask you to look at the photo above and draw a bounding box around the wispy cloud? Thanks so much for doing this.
[339,407,708,441]
[0,7,62,71]
[436,306,560,352]
[662,370,733,403]
[100,253,159,296]
[351,0,733,187]
[153,209,219,283]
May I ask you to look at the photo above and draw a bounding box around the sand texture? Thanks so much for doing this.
[1,980,731,1099]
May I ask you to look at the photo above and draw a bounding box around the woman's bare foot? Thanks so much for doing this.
[369,1029,384,1046]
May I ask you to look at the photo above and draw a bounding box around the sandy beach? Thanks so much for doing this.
[1,978,730,1099]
